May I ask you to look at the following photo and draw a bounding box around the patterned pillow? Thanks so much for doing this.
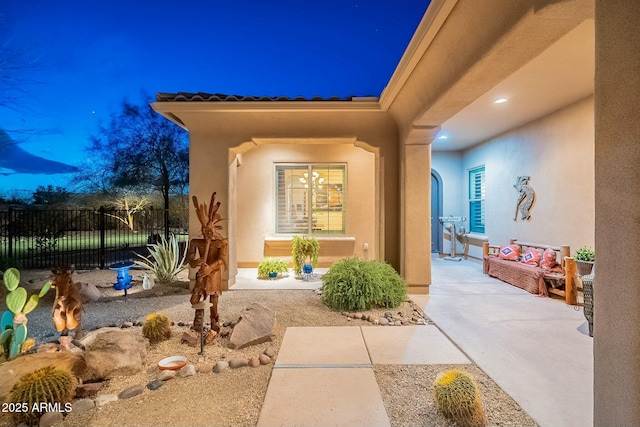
[498,244,520,261]
[520,248,542,266]
[540,248,557,270]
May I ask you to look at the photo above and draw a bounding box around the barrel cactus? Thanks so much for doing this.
[10,365,76,425]
[142,312,172,343]
[433,369,486,427]
[1,268,51,360]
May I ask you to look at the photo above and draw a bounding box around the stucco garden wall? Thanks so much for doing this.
[235,143,376,266]
[463,95,594,255]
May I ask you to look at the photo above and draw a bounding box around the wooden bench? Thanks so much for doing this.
[483,239,578,305]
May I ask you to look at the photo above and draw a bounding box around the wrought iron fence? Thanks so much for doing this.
[0,207,181,270]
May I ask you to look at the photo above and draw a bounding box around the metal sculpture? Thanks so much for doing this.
[188,192,228,343]
[51,267,83,339]
[513,176,535,221]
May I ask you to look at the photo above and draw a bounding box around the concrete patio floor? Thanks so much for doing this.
[232,256,594,427]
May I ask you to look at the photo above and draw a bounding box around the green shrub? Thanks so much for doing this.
[321,257,407,311]
[574,246,595,262]
[257,257,289,279]
[134,234,187,281]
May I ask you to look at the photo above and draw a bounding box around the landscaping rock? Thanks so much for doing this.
[118,384,144,399]
[39,411,63,427]
[180,331,199,347]
[72,398,95,415]
[264,348,275,358]
[248,356,260,367]
[178,364,196,377]
[0,352,86,404]
[198,362,214,374]
[228,303,277,349]
[259,354,271,365]
[379,317,389,326]
[229,358,248,369]
[78,282,101,303]
[158,370,177,381]
[147,380,164,390]
[214,361,229,373]
[76,382,104,398]
[121,321,134,328]
[95,394,118,407]
[36,343,59,353]
[81,328,149,381]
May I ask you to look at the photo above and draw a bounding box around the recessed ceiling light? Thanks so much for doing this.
[494,98,508,104]
[438,135,448,140]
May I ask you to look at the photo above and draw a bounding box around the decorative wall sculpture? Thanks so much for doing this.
[513,176,535,221]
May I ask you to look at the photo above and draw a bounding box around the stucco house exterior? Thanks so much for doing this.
[152,0,640,424]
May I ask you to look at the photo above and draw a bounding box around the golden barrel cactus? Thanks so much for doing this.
[433,369,485,427]
[142,312,172,343]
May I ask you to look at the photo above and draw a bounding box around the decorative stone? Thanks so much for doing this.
[178,364,196,377]
[379,317,390,325]
[228,304,277,350]
[78,282,101,303]
[39,411,63,427]
[198,362,214,374]
[76,382,103,398]
[259,354,271,365]
[95,394,118,407]
[229,358,248,369]
[264,348,275,358]
[36,343,59,353]
[147,380,164,390]
[80,328,149,381]
[118,384,144,399]
[72,398,95,415]
[248,356,260,367]
[122,321,134,328]
[354,312,363,319]
[158,370,177,381]
[213,361,229,373]
[218,327,231,338]
[180,331,199,347]
[369,316,378,323]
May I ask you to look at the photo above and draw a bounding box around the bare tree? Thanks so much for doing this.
[74,97,189,237]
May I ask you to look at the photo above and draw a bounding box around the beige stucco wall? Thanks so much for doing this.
[432,96,594,257]
[594,2,640,424]
[235,143,376,265]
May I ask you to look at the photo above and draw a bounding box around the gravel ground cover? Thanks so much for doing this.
[0,269,537,427]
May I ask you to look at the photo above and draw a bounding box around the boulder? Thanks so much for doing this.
[80,328,149,381]
[0,352,86,403]
[78,282,101,303]
[228,303,277,350]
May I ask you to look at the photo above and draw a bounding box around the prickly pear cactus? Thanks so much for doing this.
[1,268,51,360]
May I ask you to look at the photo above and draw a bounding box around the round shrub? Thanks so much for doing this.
[321,257,407,311]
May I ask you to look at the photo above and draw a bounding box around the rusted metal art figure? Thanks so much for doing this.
[514,176,536,221]
[51,267,83,340]
[188,192,228,337]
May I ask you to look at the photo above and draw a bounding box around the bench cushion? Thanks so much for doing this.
[485,257,548,296]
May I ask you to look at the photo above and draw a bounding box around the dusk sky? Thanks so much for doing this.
[0,0,429,197]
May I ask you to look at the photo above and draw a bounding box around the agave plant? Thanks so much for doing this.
[134,234,187,282]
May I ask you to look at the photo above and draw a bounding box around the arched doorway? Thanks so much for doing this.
[431,169,443,254]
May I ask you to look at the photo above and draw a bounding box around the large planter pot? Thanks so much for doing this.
[576,261,594,276]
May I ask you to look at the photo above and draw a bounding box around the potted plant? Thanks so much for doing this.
[574,246,595,276]
[291,235,320,278]
[257,257,289,279]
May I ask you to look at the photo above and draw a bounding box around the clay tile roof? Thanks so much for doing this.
[155,92,375,102]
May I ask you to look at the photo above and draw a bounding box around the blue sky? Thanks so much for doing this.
[0,0,429,196]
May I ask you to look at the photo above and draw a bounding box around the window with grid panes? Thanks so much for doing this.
[275,164,346,234]
[469,166,485,233]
